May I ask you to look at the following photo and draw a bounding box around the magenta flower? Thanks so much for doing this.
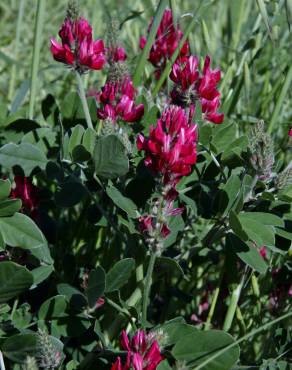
[170,55,224,124]
[140,9,190,77]
[111,329,163,370]
[288,128,292,137]
[137,105,197,185]
[107,45,127,63]
[50,17,106,72]
[97,77,144,123]
[10,176,39,214]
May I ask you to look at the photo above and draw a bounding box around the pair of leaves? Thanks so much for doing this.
[86,258,135,308]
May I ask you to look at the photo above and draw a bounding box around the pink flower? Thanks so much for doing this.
[137,105,197,185]
[10,176,39,214]
[107,46,127,63]
[140,9,189,76]
[113,329,163,370]
[50,17,106,72]
[170,55,224,124]
[260,246,267,260]
[97,77,144,123]
[288,128,292,137]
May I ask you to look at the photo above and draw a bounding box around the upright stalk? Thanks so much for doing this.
[8,0,25,102]
[142,252,157,325]
[223,276,244,332]
[0,351,5,370]
[75,71,94,129]
[29,0,46,119]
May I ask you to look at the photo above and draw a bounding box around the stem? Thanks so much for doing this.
[193,311,292,370]
[223,276,244,332]
[29,0,46,119]
[0,352,5,370]
[204,258,225,330]
[142,252,157,325]
[75,71,94,129]
[251,273,261,314]
[8,0,25,102]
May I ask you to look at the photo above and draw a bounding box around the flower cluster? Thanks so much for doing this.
[140,8,189,77]
[137,105,197,184]
[170,55,224,124]
[10,176,39,215]
[111,330,163,370]
[50,17,106,72]
[137,105,197,243]
[97,77,144,123]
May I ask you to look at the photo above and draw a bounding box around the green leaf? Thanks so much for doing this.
[86,266,106,308]
[106,258,135,292]
[164,215,185,248]
[39,295,67,320]
[82,128,96,154]
[31,265,54,286]
[229,210,249,241]
[0,198,22,216]
[219,174,241,215]
[0,179,11,200]
[238,213,275,246]
[0,262,33,303]
[0,213,52,264]
[157,360,172,370]
[68,124,85,155]
[172,329,240,370]
[106,185,138,218]
[0,142,47,176]
[212,123,237,153]
[94,135,129,179]
[55,181,87,207]
[239,212,284,227]
[226,233,268,274]
[157,257,184,277]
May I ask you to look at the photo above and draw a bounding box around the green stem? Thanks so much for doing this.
[251,272,261,314]
[204,258,225,330]
[8,0,25,102]
[29,0,46,120]
[142,252,157,325]
[75,71,93,130]
[223,276,244,332]
[0,351,6,370]
[193,311,292,370]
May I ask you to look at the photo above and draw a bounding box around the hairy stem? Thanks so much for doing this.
[75,71,93,129]
[142,252,157,325]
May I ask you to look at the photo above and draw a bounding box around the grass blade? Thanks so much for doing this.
[152,15,196,97]
[28,0,46,120]
[8,0,26,102]
[268,65,292,134]
[132,0,168,87]
[256,0,274,42]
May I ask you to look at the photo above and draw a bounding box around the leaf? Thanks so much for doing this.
[172,329,240,370]
[0,179,11,200]
[39,295,67,320]
[212,123,237,153]
[219,174,241,215]
[0,142,47,175]
[0,198,22,216]
[157,360,172,370]
[106,258,135,292]
[238,213,275,247]
[82,128,96,154]
[157,257,184,276]
[226,233,268,274]
[86,266,106,308]
[164,215,185,248]
[239,212,284,227]
[229,210,249,242]
[68,124,85,155]
[0,262,33,303]
[55,181,87,207]
[106,185,138,218]
[0,212,52,264]
[256,0,274,41]
[31,265,54,286]
[94,135,129,179]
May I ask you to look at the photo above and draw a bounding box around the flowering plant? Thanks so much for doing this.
[0,1,291,370]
